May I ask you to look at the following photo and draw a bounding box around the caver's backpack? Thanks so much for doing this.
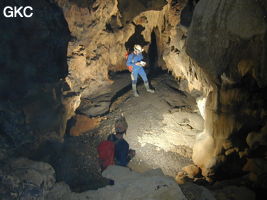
[125,51,133,72]
[97,115,128,171]
[97,140,115,171]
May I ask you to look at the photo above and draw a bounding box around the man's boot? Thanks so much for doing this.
[145,82,154,93]
[132,83,139,97]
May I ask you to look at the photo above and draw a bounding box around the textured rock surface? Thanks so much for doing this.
[0,158,56,200]
[45,182,71,200]
[180,182,216,200]
[55,0,136,95]
[186,0,267,184]
[187,0,267,84]
[212,185,256,200]
[182,164,200,178]
[53,0,209,99]
[58,166,188,200]
[0,0,77,159]
[1,0,267,197]
[69,115,102,136]
[77,73,131,116]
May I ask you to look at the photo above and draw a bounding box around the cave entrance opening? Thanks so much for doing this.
[148,30,158,68]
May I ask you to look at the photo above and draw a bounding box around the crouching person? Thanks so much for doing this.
[108,115,135,167]
[97,115,135,171]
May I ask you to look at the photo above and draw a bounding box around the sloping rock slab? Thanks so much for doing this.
[56,166,188,200]
[77,74,131,117]
[180,182,216,200]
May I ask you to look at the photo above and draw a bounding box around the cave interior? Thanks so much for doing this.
[0,0,267,199]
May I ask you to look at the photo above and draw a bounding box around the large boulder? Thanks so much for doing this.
[0,158,56,200]
[186,0,267,84]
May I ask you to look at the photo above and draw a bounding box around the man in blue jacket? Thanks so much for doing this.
[126,44,155,97]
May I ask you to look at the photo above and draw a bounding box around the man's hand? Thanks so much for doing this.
[140,61,146,66]
[135,62,142,66]
[128,149,136,159]
[135,61,146,67]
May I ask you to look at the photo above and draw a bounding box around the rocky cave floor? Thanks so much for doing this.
[1,72,261,199]
[109,73,204,176]
[15,71,259,200]
[33,72,204,192]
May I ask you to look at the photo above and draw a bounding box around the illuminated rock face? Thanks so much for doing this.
[54,0,208,97]
[186,0,267,184]
[55,0,136,94]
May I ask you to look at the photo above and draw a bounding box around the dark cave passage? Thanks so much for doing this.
[147,29,168,78]
[148,30,158,66]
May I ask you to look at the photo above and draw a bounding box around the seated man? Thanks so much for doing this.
[107,116,135,167]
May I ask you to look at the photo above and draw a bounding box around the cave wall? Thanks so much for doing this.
[0,0,80,159]
[0,0,208,159]
[186,0,267,185]
[132,0,211,95]
[2,0,266,188]
[55,0,136,96]
[55,0,209,98]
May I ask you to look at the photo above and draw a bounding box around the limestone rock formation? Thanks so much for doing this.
[35,0,214,132]
[55,0,136,95]
[45,182,71,200]
[182,164,200,178]
[187,0,267,84]
[53,0,209,101]
[1,0,267,197]
[180,182,216,200]
[59,166,188,200]
[69,114,102,136]
[0,158,56,199]
[186,0,267,183]
[0,0,75,158]
[77,74,131,116]
[212,185,256,200]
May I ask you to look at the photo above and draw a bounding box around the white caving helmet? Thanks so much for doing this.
[134,44,143,53]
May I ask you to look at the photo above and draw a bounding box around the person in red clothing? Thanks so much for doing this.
[97,115,135,171]
[97,140,115,172]
[107,115,135,167]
